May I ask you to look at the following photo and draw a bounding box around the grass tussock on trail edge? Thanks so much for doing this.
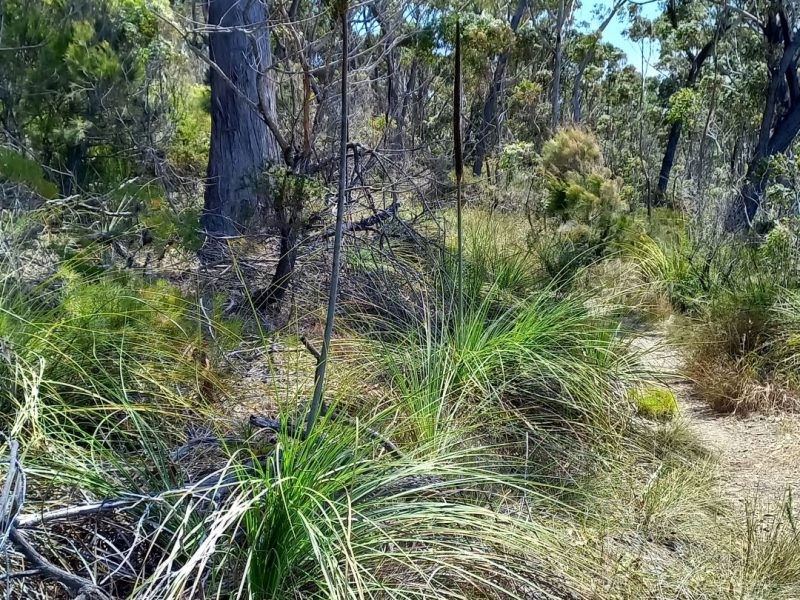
[620,212,800,414]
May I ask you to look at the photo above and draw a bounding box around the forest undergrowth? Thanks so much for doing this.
[1,197,799,600]
[5,0,800,596]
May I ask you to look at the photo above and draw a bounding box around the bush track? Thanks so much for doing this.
[636,323,800,509]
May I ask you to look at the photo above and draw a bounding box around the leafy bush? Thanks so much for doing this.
[530,129,627,286]
[543,128,626,231]
[168,84,212,174]
[542,127,604,178]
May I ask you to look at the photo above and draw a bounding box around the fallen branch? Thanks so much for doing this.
[7,528,107,598]
[304,200,400,244]
[15,498,144,529]
[0,438,109,598]
[299,336,322,361]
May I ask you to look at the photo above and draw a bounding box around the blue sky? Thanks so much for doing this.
[574,1,661,76]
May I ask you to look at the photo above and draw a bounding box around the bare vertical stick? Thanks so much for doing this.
[307,0,349,436]
[453,18,464,320]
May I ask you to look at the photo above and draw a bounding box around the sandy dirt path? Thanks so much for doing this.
[635,326,800,508]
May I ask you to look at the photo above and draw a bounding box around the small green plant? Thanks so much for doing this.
[168,84,212,174]
[630,387,678,420]
[0,147,58,198]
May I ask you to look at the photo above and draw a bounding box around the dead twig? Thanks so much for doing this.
[299,336,322,361]
[304,200,400,244]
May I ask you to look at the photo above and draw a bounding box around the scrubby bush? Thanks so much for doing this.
[542,128,626,230]
[0,270,238,422]
[168,84,212,175]
[528,128,628,284]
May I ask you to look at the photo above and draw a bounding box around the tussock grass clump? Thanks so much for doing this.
[0,269,233,412]
[682,286,800,414]
[623,216,800,413]
[0,268,239,499]
[370,285,636,450]
[735,495,800,599]
[138,411,594,600]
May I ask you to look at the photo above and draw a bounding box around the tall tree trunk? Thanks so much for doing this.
[656,120,683,201]
[727,102,800,229]
[655,15,727,199]
[472,0,528,176]
[202,0,280,238]
[551,0,566,132]
[726,10,800,230]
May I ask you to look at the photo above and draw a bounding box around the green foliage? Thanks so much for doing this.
[529,129,628,285]
[441,12,515,59]
[498,141,538,172]
[0,270,231,421]
[376,284,634,447]
[542,127,604,177]
[666,87,702,126]
[141,197,203,253]
[542,128,626,229]
[623,211,800,411]
[168,84,212,174]
[630,387,678,420]
[0,0,167,191]
[0,148,58,199]
[148,407,591,600]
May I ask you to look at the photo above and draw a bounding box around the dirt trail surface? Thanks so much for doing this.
[635,325,800,508]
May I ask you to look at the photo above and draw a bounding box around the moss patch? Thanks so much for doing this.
[630,387,678,420]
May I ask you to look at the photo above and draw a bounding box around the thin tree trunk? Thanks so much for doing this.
[656,120,683,201]
[551,0,566,131]
[655,16,727,198]
[726,12,800,230]
[728,102,800,229]
[472,0,528,176]
[572,0,623,123]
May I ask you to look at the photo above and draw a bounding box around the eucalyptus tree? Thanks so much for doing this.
[642,0,730,200]
[571,0,626,123]
[0,0,163,195]
[471,0,532,176]
[725,0,800,229]
[201,0,281,239]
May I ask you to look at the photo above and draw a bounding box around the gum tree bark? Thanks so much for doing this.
[655,42,716,198]
[202,0,280,238]
[727,8,800,230]
[551,0,566,131]
[656,3,728,200]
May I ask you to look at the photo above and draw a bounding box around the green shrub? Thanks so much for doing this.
[0,270,238,423]
[542,127,603,177]
[0,147,58,198]
[168,84,212,174]
[542,128,626,230]
[373,282,635,448]
[630,387,678,420]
